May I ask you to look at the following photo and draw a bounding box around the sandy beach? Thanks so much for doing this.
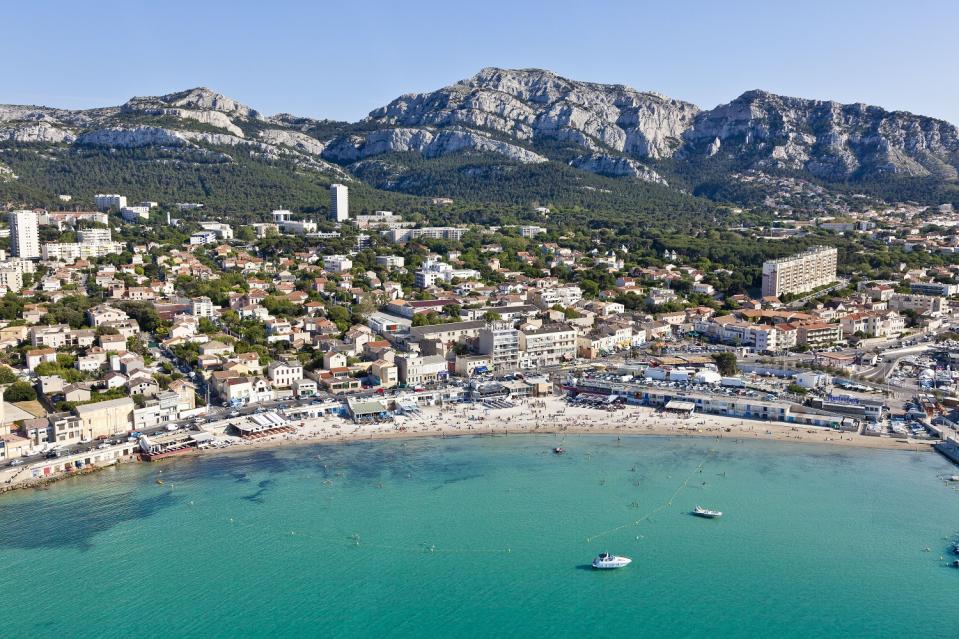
[0,396,938,493]
[213,397,935,455]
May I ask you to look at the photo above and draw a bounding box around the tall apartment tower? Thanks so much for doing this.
[330,184,349,222]
[761,246,838,298]
[94,194,127,211]
[8,210,40,259]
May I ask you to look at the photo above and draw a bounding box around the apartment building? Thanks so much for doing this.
[909,281,959,297]
[519,324,576,368]
[0,266,23,292]
[42,240,124,261]
[761,246,838,298]
[8,210,40,259]
[77,228,112,244]
[840,311,906,338]
[414,258,479,288]
[478,322,521,372]
[75,397,135,439]
[95,194,127,211]
[530,285,583,308]
[375,255,405,269]
[330,184,349,222]
[395,353,447,386]
[889,293,945,315]
[796,323,843,347]
[191,297,217,318]
[382,227,467,243]
[323,255,353,273]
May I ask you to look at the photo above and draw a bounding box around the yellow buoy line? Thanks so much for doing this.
[585,460,706,544]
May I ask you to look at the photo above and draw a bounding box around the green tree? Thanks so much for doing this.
[711,352,738,376]
[4,381,37,402]
[442,304,462,319]
[0,366,17,385]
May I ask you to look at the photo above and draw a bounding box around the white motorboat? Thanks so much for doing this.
[692,505,722,518]
[592,552,632,569]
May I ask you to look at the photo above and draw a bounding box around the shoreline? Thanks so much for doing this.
[192,396,936,457]
[2,398,937,495]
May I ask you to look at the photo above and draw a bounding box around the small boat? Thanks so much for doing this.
[951,542,959,556]
[592,552,631,569]
[948,475,959,482]
[155,479,164,485]
[553,447,566,455]
[692,505,722,518]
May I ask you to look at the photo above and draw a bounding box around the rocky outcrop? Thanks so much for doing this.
[367,67,699,160]
[257,128,327,155]
[0,121,75,144]
[322,127,547,164]
[76,126,189,148]
[683,90,959,179]
[130,107,245,137]
[126,87,260,119]
[179,131,348,178]
[569,153,667,185]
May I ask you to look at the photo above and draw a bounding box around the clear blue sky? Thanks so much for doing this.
[5,0,957,124]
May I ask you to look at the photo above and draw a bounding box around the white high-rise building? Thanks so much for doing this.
[8,210,40,259]
[330,184,349,222]
[761,246,838,298]
[95,194,127,211]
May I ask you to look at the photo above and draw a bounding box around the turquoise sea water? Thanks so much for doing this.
[0,435,957,638]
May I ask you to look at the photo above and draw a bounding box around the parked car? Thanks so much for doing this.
[9,459,24,467]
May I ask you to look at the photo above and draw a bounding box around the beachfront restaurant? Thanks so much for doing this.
[664,399,696,416]
[500,380,533,399]
[284,400,345,420]
[348,399,390,423]
[138,430,211,460]
[229,412,291,438]
[470,382,510,401]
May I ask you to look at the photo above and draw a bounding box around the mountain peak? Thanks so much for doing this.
[127,87,260,119]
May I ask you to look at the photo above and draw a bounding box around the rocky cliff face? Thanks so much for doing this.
[0,121,76,144]
[321,127,547,164]
[366,67,699,160]
[568,153,667,185]
[683,90,959,180]
[359,68,959,181]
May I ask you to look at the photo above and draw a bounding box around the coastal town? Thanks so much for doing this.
[2,185,959,489]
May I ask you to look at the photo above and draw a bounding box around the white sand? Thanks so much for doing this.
[208,396,933,454]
